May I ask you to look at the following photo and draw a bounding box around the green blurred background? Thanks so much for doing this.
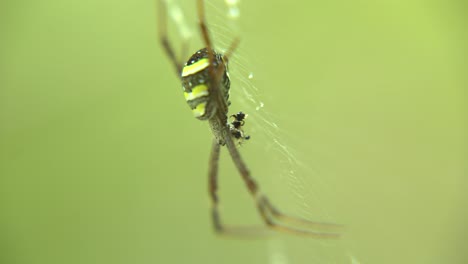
[1,0,466,263]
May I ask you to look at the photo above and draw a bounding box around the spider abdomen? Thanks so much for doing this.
[181,48,230,120]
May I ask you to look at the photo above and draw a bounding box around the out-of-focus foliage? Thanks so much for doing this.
[1,1,466,264]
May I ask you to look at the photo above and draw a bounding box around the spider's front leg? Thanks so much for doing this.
[158,0,187,74]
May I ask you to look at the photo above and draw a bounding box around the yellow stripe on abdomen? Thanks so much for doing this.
[192,102,206,118]
[181,58,209,77]
[184,84,209,101]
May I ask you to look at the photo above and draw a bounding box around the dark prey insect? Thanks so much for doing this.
[158,0,341,237]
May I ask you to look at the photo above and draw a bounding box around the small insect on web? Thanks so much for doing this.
[157,0,342,237]
[229,111,250,144]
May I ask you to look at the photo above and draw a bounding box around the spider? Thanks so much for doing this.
[158,0,341,237]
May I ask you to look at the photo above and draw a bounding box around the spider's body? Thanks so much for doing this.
[158,0,341,238]
[181,48,230,120]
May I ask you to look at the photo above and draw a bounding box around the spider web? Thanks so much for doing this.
[164,0,357,263]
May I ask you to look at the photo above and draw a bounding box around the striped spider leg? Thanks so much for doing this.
[158,0,342,238]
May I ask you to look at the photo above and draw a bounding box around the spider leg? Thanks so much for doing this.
[222,37,240,64]
[257,196,342,238]
[261,196,344,231]
[222,125,342,238]
[196,0,215,64]
[208,138,221,230]
[196,0,239,60]
[158,0,184,74]
[208,139,271,237]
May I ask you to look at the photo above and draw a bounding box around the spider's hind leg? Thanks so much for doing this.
[256,195,343,238]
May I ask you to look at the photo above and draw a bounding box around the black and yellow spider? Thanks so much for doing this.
[158,0,340,237]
